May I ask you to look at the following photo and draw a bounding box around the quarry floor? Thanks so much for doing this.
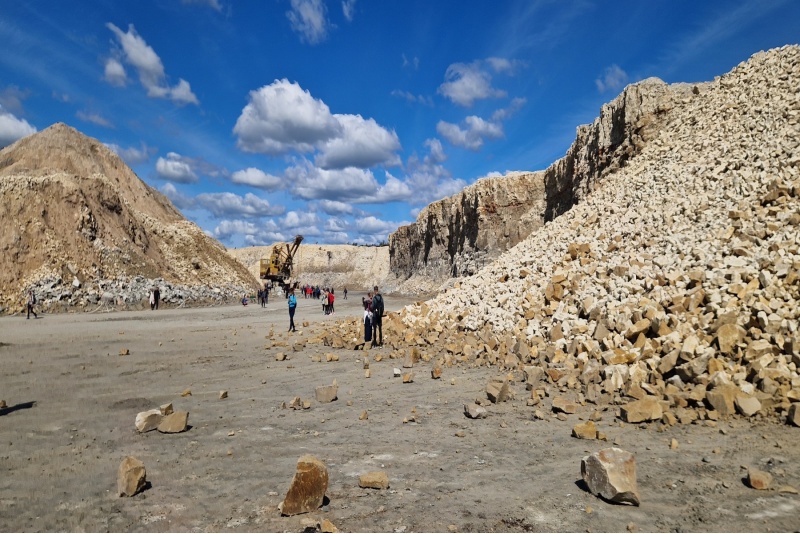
[0,295,798,533]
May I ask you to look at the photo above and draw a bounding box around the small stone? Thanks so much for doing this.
[157,411,189,433]
[627,522,637,532]
[364,369,371,378]
[455,431,465,438]
[393,368,402,378]
[787,403,800,427]
[276,353,287,361]
[119,348,130,356]
[219,390,228,400]
[320,519,339,533]
[464,403,487,419]
[402,372,414,383]
[359,410,368,420]
[747,468,772,490]
[135,409,163,433]
[228,430,235,437]
[486,377,511,403]
[552,396,578,414]
[180,388,192,397]
[302,400,312,410]
[670,438,679,450]
[326,353,339,362]
[572,421,597,440]
[300,517,319,531]
[431,367,442,379]
[117,456,146,497]
[358,471,390,490]
[280,455,329,516]
[0,400,5,409]
[621,397,662,423]
[778,485,799,494]
[315,384,338,403]
[581,447,640,506]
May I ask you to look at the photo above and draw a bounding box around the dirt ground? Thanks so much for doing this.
[1,294,798,533]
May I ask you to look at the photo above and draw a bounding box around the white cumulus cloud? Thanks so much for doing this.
[156,152,198,183]
[230,167,283,191]
[342,0,357,21]
[106,142,153,165]
[234,79,401,169]
[106,23,199,105]
[438,61,506,107]
[195,192,285,218]
[0,106,37,148]
[437,115,504,151]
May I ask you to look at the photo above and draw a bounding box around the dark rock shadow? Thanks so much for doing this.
[0,400,36,416]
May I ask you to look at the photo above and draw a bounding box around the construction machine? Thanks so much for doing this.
[260,235,303,289]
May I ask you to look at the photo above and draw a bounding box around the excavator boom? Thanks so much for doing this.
[259,235,303,288]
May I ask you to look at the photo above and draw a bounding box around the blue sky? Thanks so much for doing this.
[1,1,798,247]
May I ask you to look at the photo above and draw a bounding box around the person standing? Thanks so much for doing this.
[154,287,160,310]
[149,289,156,311]
[343,287,347,300]
[371,286,384,347]
[26,290,38,319]
[287,289,297,332]
[329,289,335,315]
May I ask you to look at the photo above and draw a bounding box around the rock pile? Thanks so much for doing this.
[315,46,800,427]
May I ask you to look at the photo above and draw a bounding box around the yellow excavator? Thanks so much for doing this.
[259,235,303,289]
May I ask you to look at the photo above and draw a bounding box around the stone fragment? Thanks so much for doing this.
[552,396,578,414]
[157,411,189,433]
[705,384,738,417]
[276,353,287,361]
[321,519,339,533]
[117,456,147,497]
[486,377,511,403]
[0,400,6,409]
[119,348,130,356]
[572,421,597,440]
[431,367,442,379]
[159,403,173,416]
[621,398,663,423]
[364,369,371,378]
[180,388,192,397]
[716,323,745,354]
[359,410,368,420]
[135,409,163,433]
[670,438,678,450]
[402,372,414,383]
[315,384,338,403]
[325,354,339,362]
[734,394,761,417]
[358,471,390,490]
[464,403,487,419]
[788,404,800,427]
[581,447,640,506]
[747,468,773,490]
[393,368,402,378]
[219,390,228,400]
[280,455,329,516]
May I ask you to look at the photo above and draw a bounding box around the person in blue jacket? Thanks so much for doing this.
[287,288,297,332]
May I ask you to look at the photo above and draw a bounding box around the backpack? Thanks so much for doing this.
[31,293,36,305]
[372,294,384,317]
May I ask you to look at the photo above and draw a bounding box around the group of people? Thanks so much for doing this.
[298,284,347,301]
[284,284,385,346]
[256,285,272,307]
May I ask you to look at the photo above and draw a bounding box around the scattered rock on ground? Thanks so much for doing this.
[581,447,640,506]
[280,455,329,516]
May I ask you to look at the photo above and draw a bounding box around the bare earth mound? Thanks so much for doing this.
[0,123,257,313]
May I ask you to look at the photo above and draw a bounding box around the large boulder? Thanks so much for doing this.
[280,455,329,516]
[581,448,640,506]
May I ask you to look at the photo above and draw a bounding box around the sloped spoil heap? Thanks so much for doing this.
[321,46,800,426]
[389,75,673,287]
[0,123,257,312]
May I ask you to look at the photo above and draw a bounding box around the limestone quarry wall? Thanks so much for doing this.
[389,77,688,287]
[228,244,390,292]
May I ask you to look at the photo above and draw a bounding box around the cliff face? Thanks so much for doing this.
[389,77,682,286]
[0,123,258,310]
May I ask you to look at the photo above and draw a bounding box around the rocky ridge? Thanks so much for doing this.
[317,45,800,427]
[0,123,258,313]
[390,75,679,289]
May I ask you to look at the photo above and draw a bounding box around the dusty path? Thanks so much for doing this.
[0,295,798,532]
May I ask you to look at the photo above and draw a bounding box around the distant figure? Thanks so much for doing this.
[149,289,156,311]
[265,285,269,304]
[288,289,297,332]
[154,287,160,310]
[371,286,384,347]
[26,290,38,320]
[363,294,372,343]
[329,289,335,315]
[322,290,329,315]
[343,287,348,300]
[241,293,249,306]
